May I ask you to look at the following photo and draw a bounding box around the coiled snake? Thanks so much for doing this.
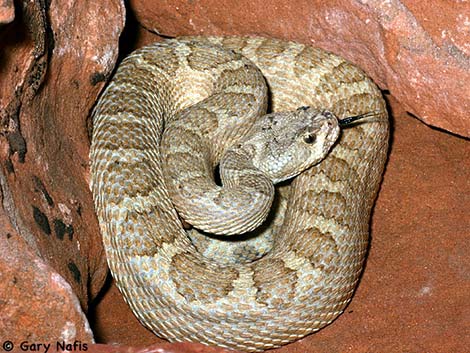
[90,37,389,352]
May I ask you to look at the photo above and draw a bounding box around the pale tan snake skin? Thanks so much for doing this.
[90,37,389,352]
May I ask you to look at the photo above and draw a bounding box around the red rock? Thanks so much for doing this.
[129,0,470,137]
[0,0,125,309]
[0,197,93,343]
[0,0,14,24]
[0,0,123,345]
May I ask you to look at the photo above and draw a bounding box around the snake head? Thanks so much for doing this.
[235,107,340,184]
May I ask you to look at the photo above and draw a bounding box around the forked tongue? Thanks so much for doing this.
[338,111,381,127]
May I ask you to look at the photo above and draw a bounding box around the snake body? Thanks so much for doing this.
[90,37,389,352]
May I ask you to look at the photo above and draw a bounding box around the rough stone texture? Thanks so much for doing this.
[0,0,125,312]
[0,0,14,24]
[90,97,469,352]
[129,0,470,137]
[0,185,94,343]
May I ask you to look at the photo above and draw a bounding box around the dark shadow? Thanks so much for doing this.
[87,271,113,343]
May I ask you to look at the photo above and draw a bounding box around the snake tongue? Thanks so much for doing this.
[339,111,381,127]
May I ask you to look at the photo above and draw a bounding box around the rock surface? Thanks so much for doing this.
[0,0,124,310]
[0,0,123,343]
[0,186,93,344]
[0,0,14,24]
[130,0,470,137]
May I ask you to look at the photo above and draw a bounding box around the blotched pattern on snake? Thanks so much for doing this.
[90,36,389,352]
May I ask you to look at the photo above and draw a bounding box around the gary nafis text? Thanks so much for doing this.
[12,340,88,352]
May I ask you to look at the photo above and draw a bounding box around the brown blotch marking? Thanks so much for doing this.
[94,119,157,152]
[305,190,347,224]
[232,244,264,263]
[331,92,382,121]
[216,64,264,91]
[187,44,239,71]
[67,261,81,284]
[95,135,146,152]
[100,157,160,201]
[220,37,248,52]
[162,128,210,177]
[140,45,180,76]
[204,92,257,120]
[32,206,51,235]
[288,227,340,285]
[118,208,166,254]
[340,124,370,152]
[304,227,339,267]
[165,149,208,179]
[294,46,331,78]
[176,106,219,137]
[140,203,181,247]
[95,91,159,121]
[110,64,168,100]
[330,62,366,84]
[319,155,359,183]
[252,258,297,306]
[310,77,337,101]
[95,87,161,124]
[255,38,288,61]
[170,252,238,302]
[239,173,273,197]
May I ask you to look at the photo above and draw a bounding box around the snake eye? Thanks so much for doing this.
[323,111,334,119]
[303,133,316,144]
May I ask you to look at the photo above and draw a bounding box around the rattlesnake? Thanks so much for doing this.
[90,37,389,352]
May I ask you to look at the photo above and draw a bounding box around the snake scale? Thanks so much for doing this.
[90,36,389,351]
